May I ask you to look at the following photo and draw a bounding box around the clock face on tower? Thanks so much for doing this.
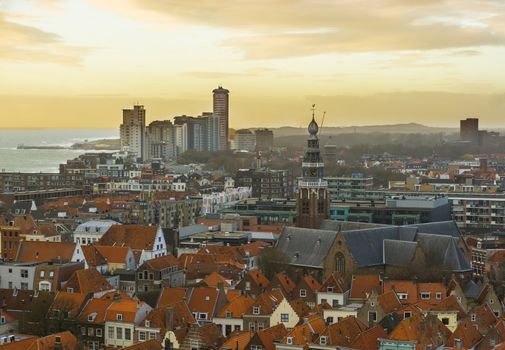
[310,168,317,177]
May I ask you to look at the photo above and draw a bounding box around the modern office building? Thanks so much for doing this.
[213,86,230,150]
[234,129,256,152]
[255,129,274,152]
[120,105,147,161]
[326,174,374,200]
[235,168,293,199]
[460,118,479,144]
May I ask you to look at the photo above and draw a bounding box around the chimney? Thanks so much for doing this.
[54,336,62,350]
[165,305,174,331]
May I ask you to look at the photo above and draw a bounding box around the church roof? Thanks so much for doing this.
[276,227,337,268]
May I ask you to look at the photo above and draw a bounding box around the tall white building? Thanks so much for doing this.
[120,105,147,161]
[212,86,229,151]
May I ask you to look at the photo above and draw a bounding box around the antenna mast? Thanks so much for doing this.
[320,111,326,135]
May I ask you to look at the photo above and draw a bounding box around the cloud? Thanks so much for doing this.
[0,12,87,64]
[129,0,505,58]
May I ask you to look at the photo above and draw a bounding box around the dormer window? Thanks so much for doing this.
[67,288,74,293]
[299,289,307,297]
[320,336,327,345]
[226,311,232,318]
[327,286,334,293]
[253,307,260,315]
[145,320,150,328]
[205,296,210,301]
[287,337,293,345]
[471,314,476,322]
[117,313,123,321]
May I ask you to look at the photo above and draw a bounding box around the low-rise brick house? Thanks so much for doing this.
[236,270,269,298]
[34,261,84,292]
[213,295,254,336]
[357,290,402,327]
[77,297,114,350]
[291,275,321,308]
[316,271,349,307]
[136,255,185,293]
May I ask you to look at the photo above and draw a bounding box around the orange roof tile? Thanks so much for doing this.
[318,316,367,347]
[225,289,242,302]
[98,224,158,251]
[15,241,76,263]
[320,271,348,294]
[247,270,269,289]
[187,287,220,317]
[219,331,254,350]
[144,254,179,270]
[389,313,452,350]
[377,291,402,314]
[26,332,77,350]
[50,292,88,319]
[257,324,288,350]
[450,318,483,349]
[62,268,112,294]
[350,275,382,300]
[216,295,254,318]
[157,288,188,308]
[93,245,130,264]
[202,272,230,289]
[349,325,387,350]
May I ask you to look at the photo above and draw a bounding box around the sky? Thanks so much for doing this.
[1,0,505,129]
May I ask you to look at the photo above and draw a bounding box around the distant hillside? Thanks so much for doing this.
[270,123,457,137]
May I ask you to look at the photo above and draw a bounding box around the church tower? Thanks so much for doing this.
[296,106,330,229]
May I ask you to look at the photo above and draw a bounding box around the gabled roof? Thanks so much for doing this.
[389,313,451,349]
[81,245,108,266]
[216,295,254,318]
[317,316,367,347]
[141,302,196,331]
[219,331,254,350]
[50,291,88,319]
[120,339,162,350]
[202,272,230,289]
[143,254,179,270]
[283,314,325,345]
[247,270,269,289]
[93,245,130,264]
[320,271,348,294]
[15,241,76,263]
[377,291,402,314]
[383,280,418,305]
[350,275,382,300]
[97,224,158,251]
[449,318,483,349]
[289,298,311,318]
[276,227,337,268]
[246,292,280,315]
[187,287,220,317]
[26,331,76,350]
[349,325,387,350]
[430,295,465,318]
[104,292,145,323]
[270,272,295,294]
[256,324,288,350]
[157,288,188,308]
[79,297,114,324]
[62,268,112,294]
[301,274,322,293]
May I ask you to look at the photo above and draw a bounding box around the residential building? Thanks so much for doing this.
[235,169,293,199]
[120,104,147,161]
[255,129,274,152]
[213,86,230,151]
[136,254,185,293]
[73,220,119,246]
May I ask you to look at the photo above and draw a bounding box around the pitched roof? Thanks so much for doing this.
[389,313,452,349]
[320,271,348,294]
[97,224,158,250]
[78,297,114,324]
[377,291,402,314]
[141,302,196,331]
[350,275,382,300]
[120,339,162,350]
[318,316,367,347]
[187,287,220,317]
[81,245,107,266]
[157,288,188,308]
[202,272,230,289]
[276,227,337,268]
[449,318,483,349]
[271,272,295,294]
[15,241,76,263]
[93,245,130,264]
[143,254,179,270]
[50,292,88,319]
[247,270,269,289]
[284,314,325,345]
[302,274,322,293]
[349,325,387,350]
[430,295,465,318]
[219,331,254,350]
[26,331,77,350]
[62,268,112,294]
[216,295,254,318]
[256,324,288,350]
[104,292,145,323]
[384,280,418,305]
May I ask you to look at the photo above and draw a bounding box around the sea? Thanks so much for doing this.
[0,129,118,173]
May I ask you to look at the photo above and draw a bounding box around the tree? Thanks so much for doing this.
[258,246,292,279]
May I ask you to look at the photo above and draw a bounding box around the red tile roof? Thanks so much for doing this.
[350,275,382,300]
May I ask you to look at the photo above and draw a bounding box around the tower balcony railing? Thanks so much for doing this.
[302,162,325,168]
[298,179,328,188]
